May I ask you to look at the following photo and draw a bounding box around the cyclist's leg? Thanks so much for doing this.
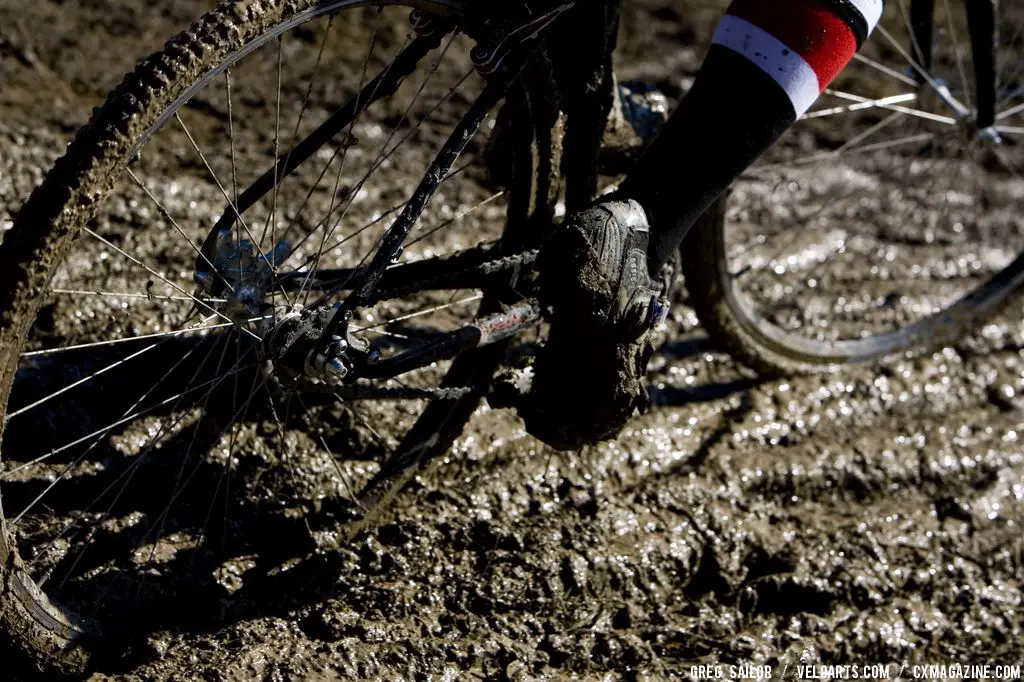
[620,0,885,270]
[524,0,886,450]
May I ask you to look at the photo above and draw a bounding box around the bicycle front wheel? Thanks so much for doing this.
[684,0,1024,374]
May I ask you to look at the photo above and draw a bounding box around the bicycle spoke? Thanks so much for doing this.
[264,36,285,251]
[15,335,230,540]
[833,110,908,156]
[736,117,945,279]
[214,337,263,553]
[294,393,365,506]
[290,17,336,156]
[331,393,395,453]
[353,293,483,335]
[273,30,417,258]
[803,93,919,120]
[126,168,228,285]
[404,190,505,250]
[224,68,249,314]
[227,70,240,218]
[51,288,224,303]
[260,15,337,250]
[748,131,936,174]
[318,63,507,318]
[297,36,465,303]
[174,113,275,274]
[823,88,957,124]
[265,390,304,494]
[851,52,918,87]
[285,159,476,280]
[189,379,270,573]
[896,0,929,72]
[217,30,440,267]
[8,343,162,421]
[59,354,257,594]
[298,12,388,304]
[996,101,1024,121]
[987,145,1024,181]
[4,355,253,480]
[998,82,1024,107]
[135,337,236,565]
[995,26,1024,106]
[19,313,233,359]
[732,183,866,278]
[298,69,479,311]
[83,226,261,341]
[876,23,970,117]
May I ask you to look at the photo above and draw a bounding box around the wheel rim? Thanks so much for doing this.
[718,0,1024,356]
[1,1,514,640]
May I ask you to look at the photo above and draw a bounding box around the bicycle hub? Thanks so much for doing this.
[194,227,290,324]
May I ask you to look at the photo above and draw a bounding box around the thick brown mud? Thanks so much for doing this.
[1,1,1022,680]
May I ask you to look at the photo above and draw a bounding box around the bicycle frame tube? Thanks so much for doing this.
[546,0,622,212]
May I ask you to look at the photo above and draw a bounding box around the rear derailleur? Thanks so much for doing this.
[264,304,370,386]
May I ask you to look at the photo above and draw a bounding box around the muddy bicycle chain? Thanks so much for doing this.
[370,246,539,302]
[279,247,540,401]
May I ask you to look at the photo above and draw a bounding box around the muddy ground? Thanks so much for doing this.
[1,0,1023,680]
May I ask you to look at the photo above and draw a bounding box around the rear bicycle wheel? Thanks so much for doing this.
[683,0,1024,374]
[0,0,547,673]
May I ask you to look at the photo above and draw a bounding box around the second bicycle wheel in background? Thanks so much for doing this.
[684,0,1024,374]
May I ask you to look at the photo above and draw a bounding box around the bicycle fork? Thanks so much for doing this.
[910,0,999,132]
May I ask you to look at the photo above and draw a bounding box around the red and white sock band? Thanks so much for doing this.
[712,0,884,117]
